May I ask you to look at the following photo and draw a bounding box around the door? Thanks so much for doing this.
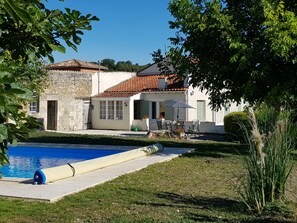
[83,101,91,129]
[134,100,141,119]
[197,100,206,121]
[47,100,57,130]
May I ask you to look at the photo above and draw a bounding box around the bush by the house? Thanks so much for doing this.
[224,111,249,142]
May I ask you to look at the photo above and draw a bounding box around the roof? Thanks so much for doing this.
[47,59,108,71]
[94,74,187,98]
[137,60,175,76]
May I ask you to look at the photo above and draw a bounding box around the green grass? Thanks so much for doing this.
[0,131,295,222]
[26,131,219,146]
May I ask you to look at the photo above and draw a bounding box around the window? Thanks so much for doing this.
[99,101,106,119]
[108,101,114,119]
[29,93,39,113]
[116,101,123,120]
[100,100,124,120]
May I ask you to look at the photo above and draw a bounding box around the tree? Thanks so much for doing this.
[0,0,98,170]
[100,58,150,72]
[100,58,116,71]
[166,0,297,110]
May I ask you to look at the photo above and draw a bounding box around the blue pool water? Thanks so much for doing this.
[1,145,124,178]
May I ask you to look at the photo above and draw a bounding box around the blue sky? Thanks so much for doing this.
[44,0,175,65]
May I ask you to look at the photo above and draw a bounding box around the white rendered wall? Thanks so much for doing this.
[186,85,246,125]
[91,94,141,131]
[91,98,129,130]
[141,91,186,120]
[186,85,211,122]
[91,72,136,96]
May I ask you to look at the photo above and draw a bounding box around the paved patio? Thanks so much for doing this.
[55,129,226,142]
[0,143,190,202]
[56,129,148,137]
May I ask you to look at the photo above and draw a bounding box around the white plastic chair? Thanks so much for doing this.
[187,120,200,137]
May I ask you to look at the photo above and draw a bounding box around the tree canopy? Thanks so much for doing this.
[165,0,297,110]
[99,58,150,72]
[0,0,98,168]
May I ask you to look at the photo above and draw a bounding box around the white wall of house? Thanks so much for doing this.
[91,94,141,130]
[91,98,129,130]
[141,91,186,121]
[186,86,211,122]
[91,82,246,132]
[91,72,136,96]
[212,102,244,125]
[186,85,246,126]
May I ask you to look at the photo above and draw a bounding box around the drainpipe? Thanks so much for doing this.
[184,73,190,121]
[98,60,101,93]
[185,90,189,121]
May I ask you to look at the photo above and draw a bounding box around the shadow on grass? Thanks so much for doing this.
[155,192,246,213]
[135,191,248,221]
[241,218,297,223]
[136,191,297,222]
[183,144,247,159]
[26,131,246,159]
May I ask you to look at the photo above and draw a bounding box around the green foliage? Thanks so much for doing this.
[254,104,279,134]
[0,59,44,168]
[100,58,150,72]
[0,0,99,62]
[254,103,297,150]
[224,111,249,142]
[0,0,98,175]
[239,108,294,214]
[263,202,296,218]
[165,0,297,110]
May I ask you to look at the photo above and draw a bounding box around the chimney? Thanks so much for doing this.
[158,78,167,90]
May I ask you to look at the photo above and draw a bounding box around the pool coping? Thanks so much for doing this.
[0,143,191,202]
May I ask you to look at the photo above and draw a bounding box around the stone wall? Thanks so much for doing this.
[31,70,93,131]
[46,70,93,97]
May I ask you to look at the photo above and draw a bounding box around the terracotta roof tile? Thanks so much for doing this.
[94,74,187,98]
[95,92,138,98]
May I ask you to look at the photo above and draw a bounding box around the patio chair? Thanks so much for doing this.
[163,120,171,131]
[176,121,184,129]
[187,120,200,137]
[157,120,163,130]
[170,120,177,131]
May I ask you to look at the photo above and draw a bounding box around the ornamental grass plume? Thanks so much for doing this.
[249,108,265,165]
[239,107,294,214]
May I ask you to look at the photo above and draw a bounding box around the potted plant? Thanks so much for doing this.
[174,128,185,137]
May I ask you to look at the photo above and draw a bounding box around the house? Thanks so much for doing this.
[29,59,244,133]
[91,63,245,133]
[29,59,135,131]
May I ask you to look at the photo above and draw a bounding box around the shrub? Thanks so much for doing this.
[254,104,297,150]
[254,104,278,134]
[224,111,249,142]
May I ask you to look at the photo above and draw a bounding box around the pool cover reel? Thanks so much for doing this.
[34,143,164,184]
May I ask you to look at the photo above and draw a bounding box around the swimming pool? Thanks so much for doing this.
[1,145,125,179]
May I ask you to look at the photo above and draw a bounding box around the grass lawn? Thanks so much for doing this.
[0,131,296,222]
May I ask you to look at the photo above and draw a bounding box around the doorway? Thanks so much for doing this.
[47,100,58,130]
[83,101,91,129]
